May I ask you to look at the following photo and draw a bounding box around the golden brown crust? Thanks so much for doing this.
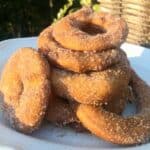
[76,70,150,145]
[53,7,128,51]
[0,48,51,133]
[46,96,77,126]
[51,58,130,105]
[103,86,130,114]
[38,26,126,73]
[46,95,86,131]
[46,93,129,131]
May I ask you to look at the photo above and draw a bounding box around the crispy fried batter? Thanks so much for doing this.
[76,70,150,145]
[38,26,126,73]
[53,7,128,51]
[46,96,77,126]
[0,48,51,133]
[46,93,129,131]
[51,58,130,105]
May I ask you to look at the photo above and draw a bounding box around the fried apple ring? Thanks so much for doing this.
[46,96,77,126]
[103,86,130,115]
[46,93,128,131]
[46,95,86,131]
[53,7,128,51]
[104,85,136,114]
[76,70,150,145]
[38,26,125,73]
[0,48,51,133]
[51,59,130,105]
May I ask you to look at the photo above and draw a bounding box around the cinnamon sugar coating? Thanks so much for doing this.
[38,26,125,73]
[76,70,150,145]
[53,7,128,51]
[51,57,130,105]
[0,48,51,133]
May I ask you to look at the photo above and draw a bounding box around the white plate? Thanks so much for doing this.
[0,38,150,150]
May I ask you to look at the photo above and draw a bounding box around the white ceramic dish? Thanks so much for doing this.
[0,38,150,150]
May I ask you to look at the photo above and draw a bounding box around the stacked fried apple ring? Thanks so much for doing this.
[76,70,150,145]
[37,6,143,144]
[38,7,130,106]
[1,7,150,146]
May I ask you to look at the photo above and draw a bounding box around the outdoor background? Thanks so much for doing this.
[0,0,149,47]
[0,0,99,41]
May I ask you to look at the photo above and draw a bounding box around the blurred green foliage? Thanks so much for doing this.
[0,0,99,40]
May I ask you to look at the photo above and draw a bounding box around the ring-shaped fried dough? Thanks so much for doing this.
[53,7,128,51]
[38,26,125,73]
[46,96,77,126]
[46,96,86,131]
[46,92,129,131]
[76,70,150,145]
[0,48,51,133]
[51,59,130,105]
[46,91,129,125]
[103,86,130,115]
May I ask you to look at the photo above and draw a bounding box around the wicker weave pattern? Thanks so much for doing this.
[99,0,150,47]
[100,0,122,16]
